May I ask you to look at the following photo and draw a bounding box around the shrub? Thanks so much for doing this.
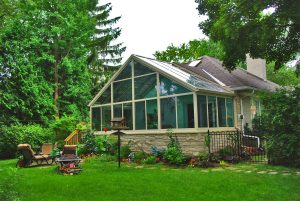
[198,152,209,161]
[164,147,185,165]
[150,145,165,159]
[142,156,157,164]
[95,135,118,155]
[50,115,77,141]
[219,146,234,159]
[134,151,148,163]
[79,130,97,155]
[257,88,300,167]
[120,145,131,159]
[163,129,185,166]
[0,124,54,159]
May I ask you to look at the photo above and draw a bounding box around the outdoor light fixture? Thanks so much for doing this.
[111,118,128,168]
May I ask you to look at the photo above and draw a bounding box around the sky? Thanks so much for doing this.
[102,0,207,62]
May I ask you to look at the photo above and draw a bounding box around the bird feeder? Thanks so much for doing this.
[110,118,128,168]
[111,117,129,130]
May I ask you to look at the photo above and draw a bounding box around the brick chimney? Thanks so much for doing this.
[246,54,266,81]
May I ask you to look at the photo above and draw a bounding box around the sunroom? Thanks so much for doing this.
[88,55,236,134]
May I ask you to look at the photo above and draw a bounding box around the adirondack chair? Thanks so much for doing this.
[16,144,51,167]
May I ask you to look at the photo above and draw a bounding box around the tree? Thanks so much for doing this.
[0,0,125,124]
[266,63,300,86]
[196,0,300,71]
[88,2,125,95]
[254,88,300,166]
[154,39,224,63]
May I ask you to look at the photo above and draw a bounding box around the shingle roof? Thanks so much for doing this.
[177,56,279,92]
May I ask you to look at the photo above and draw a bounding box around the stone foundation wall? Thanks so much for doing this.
[121,132,208,156]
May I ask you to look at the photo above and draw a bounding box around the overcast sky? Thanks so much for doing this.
[103,0,207,62]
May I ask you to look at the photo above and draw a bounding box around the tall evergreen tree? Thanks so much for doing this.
[88,2,126,95]
[0,0,125,124]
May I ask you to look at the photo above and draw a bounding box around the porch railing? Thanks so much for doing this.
[64,129,80,145]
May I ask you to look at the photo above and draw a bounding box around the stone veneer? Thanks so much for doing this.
[121,132,208,156]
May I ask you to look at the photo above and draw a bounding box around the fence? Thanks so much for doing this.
[207,130,267,163]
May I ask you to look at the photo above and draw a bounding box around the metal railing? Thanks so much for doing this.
[207,130,267,163]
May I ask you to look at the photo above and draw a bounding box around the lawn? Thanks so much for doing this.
[0,157,300,201]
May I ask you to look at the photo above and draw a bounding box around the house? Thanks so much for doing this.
[88,54,279,155]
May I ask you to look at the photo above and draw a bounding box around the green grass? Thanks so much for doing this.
[0,158,300,201]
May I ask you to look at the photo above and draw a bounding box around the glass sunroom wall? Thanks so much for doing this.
[161,97,176,129]
[217,97,226,127]
[135,101,146,130]
[94,86,111,105]
[146,99,158,129]
[177,95,194,128]
[197,95,208,127]
[226,98,234,127]
[134,74,157,100]
[113,79,132,102]
[160,75,190,96]
[123,103,133,129]
[115,63,132,80]
[92,107,101,131]
[208,96,217,127]
[101,106,111,130]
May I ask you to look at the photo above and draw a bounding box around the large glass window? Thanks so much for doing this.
[161,97,176,129]
[217,97,226,127]
[95,86,111,105]
[135,101,146,130]
[115,63,132,80]
[134,61,154,76]
[226,98,234,127]
[134,74,157,100]
[197,95,207,127]
[177,95,194,128]
[123,103,133,129]
[113,79,132,103]
[92,107,101,131]
[208,96,217,127]
[113,104,122,118]
[147,99,158,129]
[102,106,111,130]
[160,75,190,96]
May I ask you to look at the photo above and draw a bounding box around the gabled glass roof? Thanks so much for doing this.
[135,55,228,93]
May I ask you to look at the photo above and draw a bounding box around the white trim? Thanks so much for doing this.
[157,73,161,129]
[111,83,114,119]
[134,72,156,79]
[216,97,219,127]
[100,107,103,131]
[145,100,148,129]
[175,96,178,129]
[193,92,198,128]
[225,98,228,127]
[206,95,209,128]
[91,103,110,108]
[131,61,135,130]
[133,97,157,102]
[159,92,193,99]
[113,77,131,83]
